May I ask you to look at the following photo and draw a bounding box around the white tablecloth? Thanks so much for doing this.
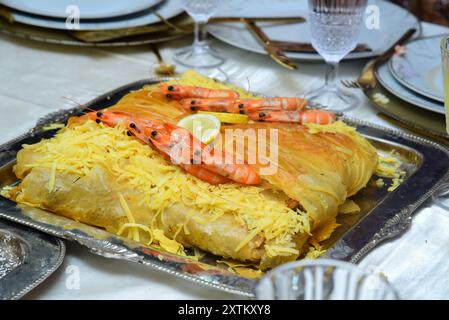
[1,20,449,300]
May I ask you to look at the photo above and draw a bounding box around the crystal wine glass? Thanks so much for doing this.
[255,259,398,300]
[306,0,368,111]
[174,0,224,68]
[431,35,449,210]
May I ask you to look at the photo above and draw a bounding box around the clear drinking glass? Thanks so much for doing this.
[442,35,449,134]
[306,0,368,111]
[431,35,449,209]
[255,259,399,300]
[174,0,224,68]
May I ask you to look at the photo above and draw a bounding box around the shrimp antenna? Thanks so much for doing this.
[62,96,101,115]
[62,96,84,107]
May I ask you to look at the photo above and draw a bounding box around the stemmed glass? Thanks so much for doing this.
[174,0,224,68]
[431,35,449,210]
[255,259,398,300]
[306,0,368,111]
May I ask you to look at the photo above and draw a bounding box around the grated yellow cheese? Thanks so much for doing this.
[376,178,385,187]
[305,121,363,139]
[0,186,13,198]
[388,178,403,192]
[376,151,406,192]
[217,259,263,278]
[117,223,153,244]
[307,123,406,194]
[42,123,66,131]
[153,229,185,255]
[19,120,309,258]
[118,193,140,242]
[154,70,260,99]
[373,93,390,104]
[305,246,326,259]
[338,199,361,214]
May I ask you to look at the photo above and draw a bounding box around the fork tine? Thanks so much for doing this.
[346,80,355,88]
[341,80,362,89]
[341,80,352,88]
[340,80,348,88]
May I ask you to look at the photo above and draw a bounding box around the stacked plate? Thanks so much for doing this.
[0,0,188,46]
[375,35,446,115]
[208,0,419,61]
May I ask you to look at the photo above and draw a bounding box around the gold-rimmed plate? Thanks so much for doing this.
[0,17,190,46]
[364,65,448,139]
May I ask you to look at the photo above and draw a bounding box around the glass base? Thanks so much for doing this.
[305,85,358,112]
[173,44,225,68]
[432,183,449,211]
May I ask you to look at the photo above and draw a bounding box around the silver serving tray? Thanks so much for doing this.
[1,79,449,298]
[0,218,65,300]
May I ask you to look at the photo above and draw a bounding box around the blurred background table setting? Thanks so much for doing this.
[1,0,449,300]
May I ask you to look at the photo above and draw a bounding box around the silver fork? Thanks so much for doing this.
[340,79,363,89]
[340,28,418,90]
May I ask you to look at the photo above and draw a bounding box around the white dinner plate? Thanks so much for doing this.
[376,62,445,115]
[389,36,445,103]
[7,0,184,31]
[208,0,419,61]
[0,0,162,19]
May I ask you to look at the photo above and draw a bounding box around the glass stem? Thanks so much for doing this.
[325,61,339,89]
[193,20,208,52]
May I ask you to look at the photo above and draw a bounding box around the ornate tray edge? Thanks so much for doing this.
[0,212,255,298]
[0,219,66,300]
[12,239,66,300]
[341,115,449,263]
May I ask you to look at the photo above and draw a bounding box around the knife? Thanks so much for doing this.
[244,20,297,70]
[210,16,306,24]
[269,40,372,53]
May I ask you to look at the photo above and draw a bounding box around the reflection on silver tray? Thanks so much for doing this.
[1,79,449,298]
[0,218,65,300]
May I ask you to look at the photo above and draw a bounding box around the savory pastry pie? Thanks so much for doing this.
[7,71,378,270]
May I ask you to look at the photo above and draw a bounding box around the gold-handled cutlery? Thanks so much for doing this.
[210,16,306,24]
[70,15,306,44]
[244,20,297,70]
[150,44,176,76]
[272,40,372,53]
[0,5,13,23]
[341,28,417,89]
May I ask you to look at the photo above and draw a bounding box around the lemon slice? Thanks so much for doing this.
[177,114,221,144]
[197,111,249,124]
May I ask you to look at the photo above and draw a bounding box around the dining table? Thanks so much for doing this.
[1,20,449,300]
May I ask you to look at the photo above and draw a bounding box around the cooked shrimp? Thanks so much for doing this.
[247,109,337,124]
[159,84,240,100]
[181,97,307,113]
[180,164,231,185]
[86,111,260,185]
[139,121,261,185]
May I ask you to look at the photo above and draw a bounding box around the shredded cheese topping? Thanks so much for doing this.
[19,120,309,257]
[338,199,361,214]
[306,122,406,193]
[376,178,385,187]
[118,193,140,242]
[376,150,406,192]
